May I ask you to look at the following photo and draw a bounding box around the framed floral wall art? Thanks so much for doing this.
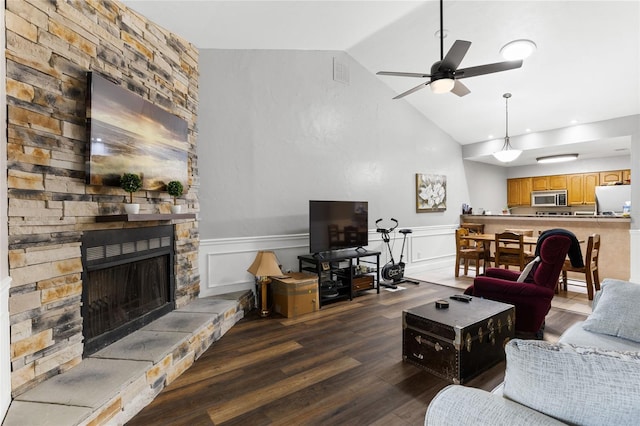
[416,173,446,212]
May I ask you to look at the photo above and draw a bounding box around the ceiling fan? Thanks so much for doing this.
[377,0,523,99]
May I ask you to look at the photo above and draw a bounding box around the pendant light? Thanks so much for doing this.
[492,93,522,163]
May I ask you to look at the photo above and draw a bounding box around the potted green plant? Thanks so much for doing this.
[120,173,143,214]
[167,180,184,213]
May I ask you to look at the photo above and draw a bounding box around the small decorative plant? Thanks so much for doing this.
[166,180,184,205]
[120,173,142,203]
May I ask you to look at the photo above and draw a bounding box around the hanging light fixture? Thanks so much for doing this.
[492,93,522,163]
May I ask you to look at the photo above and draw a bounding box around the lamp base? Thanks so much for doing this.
[259,278,271,317]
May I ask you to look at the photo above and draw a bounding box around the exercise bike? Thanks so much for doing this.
[376,218,420,289]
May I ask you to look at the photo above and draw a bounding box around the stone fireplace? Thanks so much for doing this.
[81,226,176,355]
[6,1,200,398]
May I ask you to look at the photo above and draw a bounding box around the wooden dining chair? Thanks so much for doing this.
[494,231,535,271]
[455,228,487,277]
[560,234,600,300]
[461,223,485,234]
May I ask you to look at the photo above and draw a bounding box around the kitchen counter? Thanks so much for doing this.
[462,214,630,222]
[460,214,630,281]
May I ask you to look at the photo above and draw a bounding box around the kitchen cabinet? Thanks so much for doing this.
[567,173,599,205]
[623,169,631,184]
[532,175,566,190]
[507,178,532,207]
[549,175,567,190]
[600,170,623,184]
[531,176,549,191]
[583,173,599,204]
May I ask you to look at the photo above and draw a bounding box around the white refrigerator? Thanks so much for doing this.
[595,185,631,215]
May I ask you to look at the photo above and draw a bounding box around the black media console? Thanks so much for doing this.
[298,249,381,307]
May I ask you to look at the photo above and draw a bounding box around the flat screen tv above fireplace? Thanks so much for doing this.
[85,72,189,191]
[309,200,369,254]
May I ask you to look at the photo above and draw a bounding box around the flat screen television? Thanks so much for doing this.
[309,200,368,254]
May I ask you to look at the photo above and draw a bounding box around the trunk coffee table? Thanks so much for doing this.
[402,296,515,384]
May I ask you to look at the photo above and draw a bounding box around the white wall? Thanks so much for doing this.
[197,49,478,238]
[196,49,496,295]
[463,160,508,214]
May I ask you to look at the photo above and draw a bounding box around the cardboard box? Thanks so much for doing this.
[272,273,319,318]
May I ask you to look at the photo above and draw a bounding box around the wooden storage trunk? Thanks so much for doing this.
[272,273,319,318]
[402,298,515,384]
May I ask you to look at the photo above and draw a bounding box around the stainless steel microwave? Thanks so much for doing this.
[531,190,568,207]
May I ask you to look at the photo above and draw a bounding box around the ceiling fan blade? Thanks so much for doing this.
[455,60,523,79]
[377,71,431,78]
[392,81,431,99]
[450,80,470,97]
[440,40,471,71]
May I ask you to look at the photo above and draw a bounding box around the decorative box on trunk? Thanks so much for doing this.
[272,273,319,318]
[402,298,515,384]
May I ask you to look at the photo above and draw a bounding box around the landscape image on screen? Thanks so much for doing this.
[86,72,189,191]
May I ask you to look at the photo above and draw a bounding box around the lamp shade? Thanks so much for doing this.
[493,146,522,163]
[247,251,282,277]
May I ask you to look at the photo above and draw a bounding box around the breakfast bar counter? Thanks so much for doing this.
[460,214,630,281]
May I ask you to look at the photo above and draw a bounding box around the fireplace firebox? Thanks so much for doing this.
[81,225,175,355]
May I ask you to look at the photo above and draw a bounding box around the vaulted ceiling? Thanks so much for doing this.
[123,1,639,166]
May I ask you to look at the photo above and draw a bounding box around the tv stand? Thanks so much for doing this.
[298,249,380,307]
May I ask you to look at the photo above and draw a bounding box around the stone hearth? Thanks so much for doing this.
[3,291,254,426]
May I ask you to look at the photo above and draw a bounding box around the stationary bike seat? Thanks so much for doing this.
[399,229,413,234]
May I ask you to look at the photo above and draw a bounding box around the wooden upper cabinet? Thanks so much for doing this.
[507,178,520,207]
[623,169,631,184]
[531,176,549,191]
[583,173,599,204]
[567,174,584,205]
[549,175,567,190]
[600,170,623,184]
[508,178,532,207]
[519,178,532,206]
[531,175,567,191]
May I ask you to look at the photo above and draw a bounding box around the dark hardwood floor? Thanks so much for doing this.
[127,281,586,426]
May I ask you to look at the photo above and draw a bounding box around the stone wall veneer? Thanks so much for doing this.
[5,0,200,396]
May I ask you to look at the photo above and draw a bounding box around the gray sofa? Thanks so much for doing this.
[425,278,640,426]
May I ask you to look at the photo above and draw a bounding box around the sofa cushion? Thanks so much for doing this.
[425,385,566,426]
[582,278,640,342]
[502,339,640,426]
[560,321,640,352]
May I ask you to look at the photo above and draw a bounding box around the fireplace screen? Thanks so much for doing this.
[84,255,169,341]
[82,225,175,355]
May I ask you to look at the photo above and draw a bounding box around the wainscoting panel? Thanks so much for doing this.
[198,225,458,297]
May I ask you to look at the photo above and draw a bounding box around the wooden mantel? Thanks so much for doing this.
[96,213,197,222]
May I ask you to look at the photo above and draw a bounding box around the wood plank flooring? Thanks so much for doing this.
[127,280,587,425]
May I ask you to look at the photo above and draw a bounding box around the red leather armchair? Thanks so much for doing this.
[464,234,573,336]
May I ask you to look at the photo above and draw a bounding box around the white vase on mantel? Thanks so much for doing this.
[124,203,140,214]
[170,205,182,214]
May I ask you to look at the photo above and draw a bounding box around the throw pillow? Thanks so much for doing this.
[503,339,640,426]
[582,278,640,342]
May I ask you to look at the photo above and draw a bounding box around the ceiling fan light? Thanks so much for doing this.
[537,154,579,164]
[500,39,537,60]
[430,78,455,94]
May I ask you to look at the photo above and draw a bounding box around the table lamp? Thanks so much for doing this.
[247,250,282,317]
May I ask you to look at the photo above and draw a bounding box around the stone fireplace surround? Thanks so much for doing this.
[6,0,201,407]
